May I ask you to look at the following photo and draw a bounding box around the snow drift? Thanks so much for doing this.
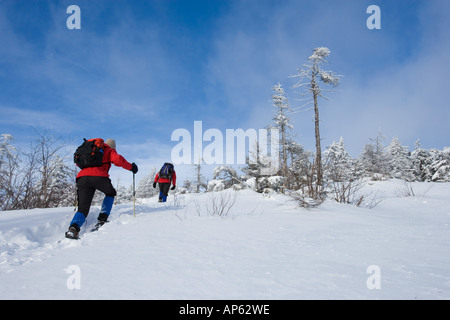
[0,180,449,300]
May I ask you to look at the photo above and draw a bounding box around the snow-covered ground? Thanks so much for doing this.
[0,179,449,300]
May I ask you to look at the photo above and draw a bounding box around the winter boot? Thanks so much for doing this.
[91,212,109,232]
[65,225,80,240]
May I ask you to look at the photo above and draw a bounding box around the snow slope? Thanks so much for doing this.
[0,180,449,300]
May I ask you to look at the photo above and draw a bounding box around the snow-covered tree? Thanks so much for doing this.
[385,137,414,181]
[291,47,341,191]
[272,83,293,184]
[323,137,354,182]
[412,147,450,182]
[193,161,207,193]
[44,155,77,207]
[27,131,76,208]
[242,141,272,193]
[212,165,243,190]
[429,147,450,181]
[136,168,157,198]
[410,144,432,181]
[0,134,21,210]
[285,139,311,190]
[207,179,225,192]
[358,131,388,179]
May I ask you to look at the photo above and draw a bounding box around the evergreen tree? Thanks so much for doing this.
[410,142,432,181]
[323,137,354,182]
[285,139,311,190]
[212,165,242,189]
[358,131,388,179]
[242,141,272,193]
[386,137,414,180]
[272,82,293,185]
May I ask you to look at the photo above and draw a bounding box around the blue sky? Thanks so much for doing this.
[1,0,449,182]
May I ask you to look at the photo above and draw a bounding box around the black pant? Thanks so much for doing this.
[159,182,170,196]
[77,176,116,216]
[158,182,171,197]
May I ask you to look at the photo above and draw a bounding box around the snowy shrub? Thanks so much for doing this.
[207,179,224,192]
[205,191,237,218]
[327,179,365,206]
[431,161,450,182]
[232,183,245,191]
[245,177,256,190]
[212,165,243,190]
[176,187,189,194]
[267,176,285,191]
[194,190,238,218]
[370,173,389,181]
[288,189,324,208]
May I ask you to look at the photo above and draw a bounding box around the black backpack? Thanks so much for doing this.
[73,138,105,169]
[159,163,174,179]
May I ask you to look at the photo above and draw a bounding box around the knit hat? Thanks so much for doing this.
[105,139,116,149]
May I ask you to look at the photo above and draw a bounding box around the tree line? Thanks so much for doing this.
[203,47,450,205]
[0,132,162,211]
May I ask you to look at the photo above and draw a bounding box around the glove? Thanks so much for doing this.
[153,182,157,188]
[131,163,138,174]
[171,185,176,190]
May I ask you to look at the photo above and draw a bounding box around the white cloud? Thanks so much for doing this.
[0,105,76,132]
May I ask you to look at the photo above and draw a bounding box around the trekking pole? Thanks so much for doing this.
[73,185,78,212]
[133,172,136,218]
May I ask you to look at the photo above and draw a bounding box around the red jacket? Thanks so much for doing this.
[154,171,176,186]
[76,144,132,178]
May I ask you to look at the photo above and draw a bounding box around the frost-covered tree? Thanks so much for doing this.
[385,137,414,181]
[43,155,77,207]
[136,168,157,198]
[358,131,388,179]
[429,147,450,181]
[323,137,354,182]
[27,131,75,208]
[207,179,225,192]
[272,83,293,183]
[410,146,432,181]
[193,161,207,193]
[212,166,243,189]
[0,134,21,210]
[242,141,272,193]
[1,131,79,210]
[285,139,311,190]
[411,147,450,182]
[291,47,341,191]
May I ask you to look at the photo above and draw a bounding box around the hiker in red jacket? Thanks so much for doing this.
[153,163,176,202]
[65,138,138,239]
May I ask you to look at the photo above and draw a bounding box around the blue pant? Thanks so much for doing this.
[158,183,170,202]
[69,176,116,230]
[70,196,114,229]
